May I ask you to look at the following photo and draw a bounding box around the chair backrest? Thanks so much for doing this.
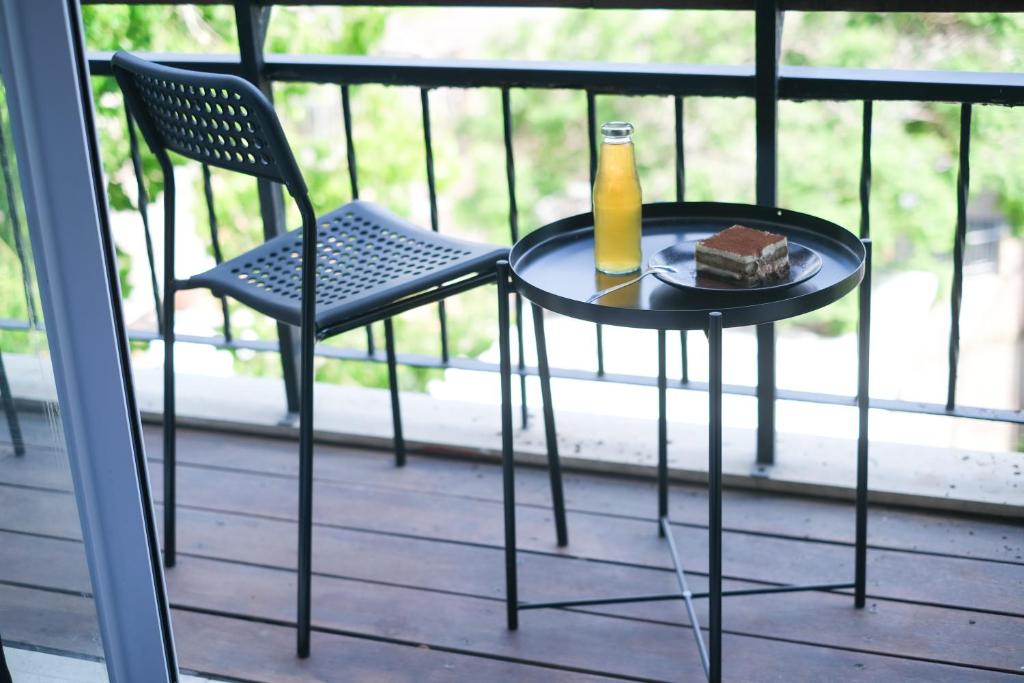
[111,51,307,198]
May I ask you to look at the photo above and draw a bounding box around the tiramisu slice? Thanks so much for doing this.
[695,225,789,286]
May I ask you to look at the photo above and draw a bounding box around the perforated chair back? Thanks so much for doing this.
[111,51,307,198]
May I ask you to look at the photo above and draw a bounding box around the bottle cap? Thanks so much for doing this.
[601,121,634,138]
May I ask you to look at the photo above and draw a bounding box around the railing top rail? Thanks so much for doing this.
[88,52,1024,106]
[79,0,1024,12]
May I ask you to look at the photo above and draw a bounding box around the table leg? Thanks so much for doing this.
[497,261,518,630]
[532,303,568,547]
[708,312,723,683]
[657,330,668,535]
[855,239,872,608]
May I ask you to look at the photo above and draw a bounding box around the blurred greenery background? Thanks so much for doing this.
[3,5,1022,393]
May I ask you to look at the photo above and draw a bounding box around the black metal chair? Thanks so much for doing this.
[111,52,567,657]
[0,350,24,456]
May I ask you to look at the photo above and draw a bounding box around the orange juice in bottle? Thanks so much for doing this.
[593,121,642,274]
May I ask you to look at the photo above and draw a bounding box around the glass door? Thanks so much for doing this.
[0,63,112,680]
[0,1,176,681]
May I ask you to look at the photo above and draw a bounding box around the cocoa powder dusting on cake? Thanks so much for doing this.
[699,225,784,257]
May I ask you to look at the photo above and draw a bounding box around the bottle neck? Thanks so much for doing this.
[602,136,632,145]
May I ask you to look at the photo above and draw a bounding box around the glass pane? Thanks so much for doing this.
[0,61,109,680]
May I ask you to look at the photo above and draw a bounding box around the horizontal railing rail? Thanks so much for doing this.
[88,54,1024,104]
[78,0,1024,12]
[3,1,1022,476]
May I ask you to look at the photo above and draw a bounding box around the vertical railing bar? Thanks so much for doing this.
[657,329,668,523]
[502,88,520,245]
[234,1,302,415]
[854,237,871,608]
[201,164,233,343]
[674,96,686,204]
[859,100,872,240]
[502,87,528,428]
[754,0,782,469]
[946,103,971,411]
[674,94,689,384]
[586,90,605,376]
[341,85,360,201]
[125,109,164,335]
[587,91,598,188]
[0,102,38,329]
[420,87,450,363]
[341,84,375,355]
[856,109,873,576]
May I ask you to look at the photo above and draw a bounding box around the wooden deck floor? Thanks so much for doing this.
[1,416,1022,681]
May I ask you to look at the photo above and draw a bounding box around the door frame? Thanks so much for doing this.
[0,1,177,680]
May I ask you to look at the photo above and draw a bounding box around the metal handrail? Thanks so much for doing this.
[87,53,1024,104]
[78,0,1024,11]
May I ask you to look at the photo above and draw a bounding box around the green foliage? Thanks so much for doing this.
[80,5,437,389]
[83,4,238,206]
[83,5,240,305]
[4,7,1022,390]
[460,10,1024,336]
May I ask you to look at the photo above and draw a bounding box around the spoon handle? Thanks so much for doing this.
[586,268,656,304]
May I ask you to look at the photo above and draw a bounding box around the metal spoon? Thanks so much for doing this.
[586,263,676,304]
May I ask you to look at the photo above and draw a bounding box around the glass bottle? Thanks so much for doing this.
[593,121,642,274]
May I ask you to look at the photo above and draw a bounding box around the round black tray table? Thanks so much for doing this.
[495,202,872,682]
[511,201,865,330]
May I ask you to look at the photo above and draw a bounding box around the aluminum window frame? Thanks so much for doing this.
[0,1,177,680]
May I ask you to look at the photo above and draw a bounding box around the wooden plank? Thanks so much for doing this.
[0,440,75,492]
[139,516,1024,676]
[2,524,1022,675]
[140,425,1024,566]
[0,583,104,660]
[1,461,1021,619]
[4,416,1020,567]
[171,609,617,683]
[146,463,1024,616]
[0,584,611,683]
[3,425,1023,676]
[3,538,1018,682]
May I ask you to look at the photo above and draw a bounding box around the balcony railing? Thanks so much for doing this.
[4,0,1023,474]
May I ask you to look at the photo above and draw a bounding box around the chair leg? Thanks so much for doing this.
[0,351,24,457]
[498,262,518,630]
[531,303,567,547]
[384,318,406,467]
[161,158,177,569]
[163,287,176,568]
[296,322,315,658]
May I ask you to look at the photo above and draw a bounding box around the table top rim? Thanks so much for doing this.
[508,201,866,330]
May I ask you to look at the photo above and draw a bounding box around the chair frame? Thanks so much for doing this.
[112,52,567,658]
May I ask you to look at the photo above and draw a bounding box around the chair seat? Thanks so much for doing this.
[187,200,507,331]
